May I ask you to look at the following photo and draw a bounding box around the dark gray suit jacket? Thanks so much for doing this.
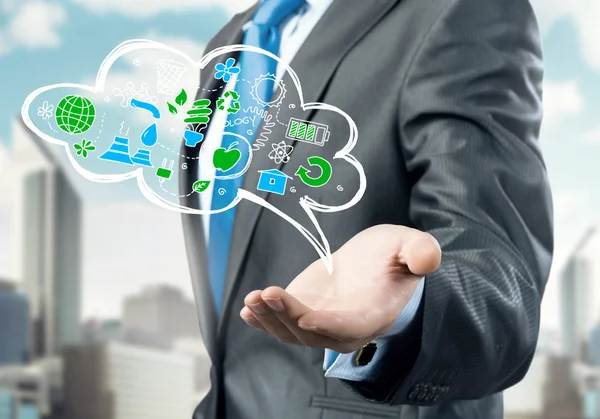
[179,0,553,418]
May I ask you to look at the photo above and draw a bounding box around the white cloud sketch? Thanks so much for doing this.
[21,40,366,273]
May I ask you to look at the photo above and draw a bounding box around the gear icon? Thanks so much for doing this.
[251,73,287,108]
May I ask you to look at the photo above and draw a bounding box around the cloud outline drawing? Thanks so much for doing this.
[21,39,366,273]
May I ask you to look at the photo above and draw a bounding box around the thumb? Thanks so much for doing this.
[399,231,442,276]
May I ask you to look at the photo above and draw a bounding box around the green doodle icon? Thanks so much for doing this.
[55,95,96,134]
[217,90,240,114]
[73,138,95,158]
[295,156,332,188]
[167,88,189,115]
[184,99,213,124]
[192,180,211,193]
[213,142,242,172]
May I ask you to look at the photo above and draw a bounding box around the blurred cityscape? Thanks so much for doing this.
[0,0,598,417]
[0,117,599,419]
[0,119,210,419]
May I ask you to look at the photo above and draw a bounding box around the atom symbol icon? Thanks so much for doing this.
[268,141,294,164]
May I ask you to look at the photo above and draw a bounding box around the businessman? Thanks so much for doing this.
[179,0,553,418]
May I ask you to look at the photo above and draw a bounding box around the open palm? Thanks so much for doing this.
[240,224,442,353]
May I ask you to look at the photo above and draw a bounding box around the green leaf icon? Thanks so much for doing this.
[167,102,178,115]
[192,180,211,193]
[175,89,188,106]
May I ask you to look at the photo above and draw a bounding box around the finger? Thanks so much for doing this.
[400,230,442,276]
[261,287,336,348]
[240,306,267,332]
[244,290,300,344]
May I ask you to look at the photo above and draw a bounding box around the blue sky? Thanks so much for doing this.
[0,0,599,326]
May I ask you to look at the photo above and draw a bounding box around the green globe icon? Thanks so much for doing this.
[55,95,96,135]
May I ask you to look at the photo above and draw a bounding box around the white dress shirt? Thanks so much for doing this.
[199,0,334,238]
[197,0,426,381]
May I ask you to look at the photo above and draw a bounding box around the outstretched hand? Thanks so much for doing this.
[240,224,442,353]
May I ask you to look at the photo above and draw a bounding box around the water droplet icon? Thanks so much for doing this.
[141,123,157,147]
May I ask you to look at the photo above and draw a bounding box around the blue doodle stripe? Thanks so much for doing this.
[130,98,161,119]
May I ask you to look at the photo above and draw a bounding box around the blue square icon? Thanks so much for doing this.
[257,169,291,195]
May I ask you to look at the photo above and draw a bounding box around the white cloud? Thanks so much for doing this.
[531,0,600,70]
[0,0,18,13]
[582,127,600,145]
[0,1,66,56]
[552,190,589,221]
[542,80,584,123]
[80,33,205,126]
[81,32,206,92]
[70,0,254,18]
[144,32,207,61]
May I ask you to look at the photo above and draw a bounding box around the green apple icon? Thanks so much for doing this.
[213,142,242,172]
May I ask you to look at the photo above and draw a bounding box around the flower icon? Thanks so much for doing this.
[73,139,96,158]
[214,58,240,83]
[37,101,54,120]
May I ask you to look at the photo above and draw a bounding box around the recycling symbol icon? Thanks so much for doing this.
[217,90,241,114]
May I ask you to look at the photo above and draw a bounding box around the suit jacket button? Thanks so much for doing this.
[422,384,434,402]
[355,342,377,366]
[431,385,442,402]
[408,383,421,400]
[416,384,428,401]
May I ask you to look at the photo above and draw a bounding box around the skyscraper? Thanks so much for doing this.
[11,118,82,357]
[542,355,583,419]
[0,278,29,366]
[591,323,600,367]
[123,285,199,340]
[560,227,597,362]
[63,342,195,419]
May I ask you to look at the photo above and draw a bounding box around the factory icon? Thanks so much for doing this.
[99,136,154,167]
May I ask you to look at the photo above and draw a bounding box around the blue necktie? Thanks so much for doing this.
[209,0,306,315]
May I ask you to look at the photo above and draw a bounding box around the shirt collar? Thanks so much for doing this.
[255,0,333,12]
[305,0,335,12]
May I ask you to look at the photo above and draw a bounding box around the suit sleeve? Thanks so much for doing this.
[341,0,553,405]
[323,278,425,380]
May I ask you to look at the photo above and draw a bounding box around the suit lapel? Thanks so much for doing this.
[180,5,257,360]
[219,0,401,333]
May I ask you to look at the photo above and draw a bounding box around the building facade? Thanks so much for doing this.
[0,391,13,419]
[561,227,597,363]
[12,119,82,357]
[123,285,199,340]
[0,366,48,419]
[172,338,211,397]
[63,342,195,419]
[504,355,547,419]
[591,323,600,367]
[542,355,583,419]
[0,280,29,366]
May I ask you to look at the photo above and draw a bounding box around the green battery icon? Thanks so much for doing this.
[286,118,330,146]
